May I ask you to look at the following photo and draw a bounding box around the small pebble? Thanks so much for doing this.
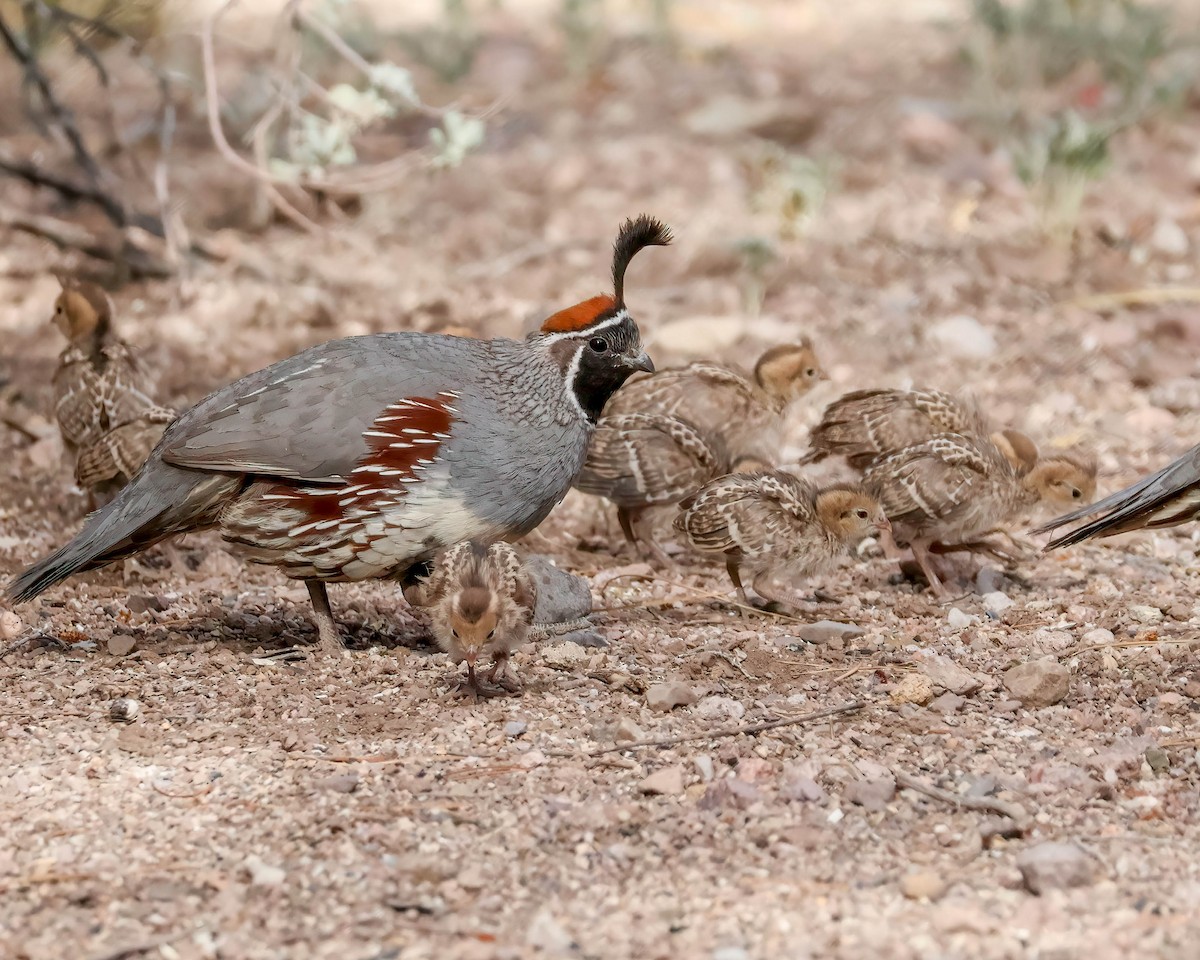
[107,635,137,657]
[1016,842,1098,895]
[796,620,865,644]
[503,720,528,738]
[1128,605,1163,625]
[646,680,697,712]
[946,608,978,630]
[982,591,1014,613]
[109,698,141,723]
[614,717,644,743]
[315,772,359,794]
[639,765,685,796]
[1004,658,1070,708]
[900,871,948,901]
[890,673,934,706]
[0,609,22,642]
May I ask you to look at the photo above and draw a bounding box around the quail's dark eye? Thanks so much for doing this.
[451,629,460,639]
[1071,488,1082,499]
[589,337,609,353]
[806,368,816,377]
[487,629,496,639]
[854,508,869,519]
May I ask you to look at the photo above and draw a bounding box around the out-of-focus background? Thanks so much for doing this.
[3,2,1200,958]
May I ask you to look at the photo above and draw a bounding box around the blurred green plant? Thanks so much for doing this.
[731,235,778,316]
[395,0,480,85]
[1012,109,1111,243]
[745,145,838,241]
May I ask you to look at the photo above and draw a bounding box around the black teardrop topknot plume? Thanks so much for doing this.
[612,214,673,306]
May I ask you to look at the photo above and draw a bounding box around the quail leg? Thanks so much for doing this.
[485,653,522,694]
[306,580,345,653]
[455,664,507,701]
[909,539,950,599]
[622,507,673,568]
[725,558,750,606]
[748,574,804,617]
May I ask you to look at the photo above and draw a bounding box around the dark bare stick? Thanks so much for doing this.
[894,770,1028,826]
[548,700,864,757]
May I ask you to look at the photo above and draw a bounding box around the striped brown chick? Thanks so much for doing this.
[1035,445,1195,549]
[802,387,1040,474]
[575,412,730,566]
[603,339,826,463]
[863,434,1096,597]
[50,277,175,508]
[674,470,889,611]
[403,540,537,698]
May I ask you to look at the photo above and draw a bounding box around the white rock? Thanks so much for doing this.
[1081,628,1115,646]
[982,591,1014,613]
[243,855,286,887]
[614,717,644,744]
[696,695,746,720]
[1004,658,1070,708]
[1016,842,1098,894]
[646,681,697,712]
[947,608,978,629]
[526,910,574,953]
[1128,605,1163,625]
[917,651,982,695]
[928,315,997,360]
[1151,218,1189,258]
[639,765,686,796]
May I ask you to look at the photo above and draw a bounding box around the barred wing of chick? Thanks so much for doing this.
[1037,443,1200,548]
[485,541,537,625]
[402,540,536,617]
[864,433,1019,542]
[803,388,989,470]
[75,405,176,491]
[675,470,818,560]
[575,412,729,506]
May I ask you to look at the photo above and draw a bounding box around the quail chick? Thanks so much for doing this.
[863,434,1096,597]
[1036,443,1197,547]
[603,339,826,462]
[802,387,1039,473]
[404,541,537,698]
[674,471,890,611]
[575,412,730,566]
[50,277,175,508]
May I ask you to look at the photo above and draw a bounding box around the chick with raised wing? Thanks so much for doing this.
[864,434,1096,596]
[802,387,1039,473]
[574,412,730,565]
[674,470,890,610]
[604,339,826,461]
[50,277,175,508]
[1036,443,1199,548]
[404,540,537,698]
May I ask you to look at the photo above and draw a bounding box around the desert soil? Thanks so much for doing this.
[3,2,1200,958]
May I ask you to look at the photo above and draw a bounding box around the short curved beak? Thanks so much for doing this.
[628,350,654,373]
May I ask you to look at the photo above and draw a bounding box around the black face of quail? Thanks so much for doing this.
[571,310,654,422]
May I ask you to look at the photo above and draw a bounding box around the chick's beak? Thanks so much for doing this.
[627,350,654,373]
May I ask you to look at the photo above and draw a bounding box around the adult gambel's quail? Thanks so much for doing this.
[602,339,826,462]
[7,216,670,651]
[675,470,890,610]
[1036,442,1200,548]
[50,277,176,508]
[403,540,537,698]
[802,387,1039,474]
[574,411,730,566]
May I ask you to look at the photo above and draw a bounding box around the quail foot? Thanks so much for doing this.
[863,433,1096,598]
[49,277,177,510]
[405,541,536,698]
[604,339,825,463]
[674,470,890,614]
[574,412,730,566]
[7,216,669,653]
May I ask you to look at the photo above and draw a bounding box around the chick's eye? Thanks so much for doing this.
[855,508,868,519]
[806,368,816,377]
[487,629,496,639]
[451,629,459,639]
[589,337,608,353]
[1071,488,1082,499]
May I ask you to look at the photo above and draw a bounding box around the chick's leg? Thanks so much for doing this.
[627,507,673,568]
[909,540,949,599]
[485,652,522,694]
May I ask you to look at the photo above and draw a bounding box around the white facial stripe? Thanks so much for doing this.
[562,341,588,422]
[538,309,629,346]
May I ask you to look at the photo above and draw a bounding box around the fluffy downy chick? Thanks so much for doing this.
[674,470,889,610]
[1036,443,1195,548]
[575,412,730,565]
[863,434,1096,596]
[51,277,175,508]
[403,541,536,698]
[802,387,1040,473]
[602,339,826,462]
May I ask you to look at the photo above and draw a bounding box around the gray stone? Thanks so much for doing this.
[1016,842,1098,895]
[526,555,592,623]
[561,629,608,648]
[947,607,978,629]
[928,692,966,713]
[844,776,896,811]
[503,721,528,738]
[614,717,644,744]
[314,772,360,794]
[646,681,697,712]
[1004,658,1070,708]
[796,620,865,644]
